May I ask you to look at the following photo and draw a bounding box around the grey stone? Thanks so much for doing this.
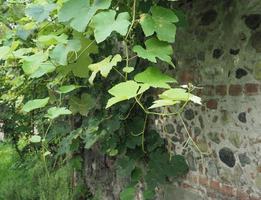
[213,48,224,59]
[235,68,248,79]
[184,109,195,120]
[187,152,197,171]
[208,132,221,144]
[164,123,175,134]
[229,133,242,148]
[255,174,261,189]
[238,112,247,123]
[200,9,218,26]
[219,147,236,168]
[208,160,218,177]
[194,126,201,137]
[250,31,261,52]
[198,115,204,129]
[238,153,251,167]
[230,49,240,55]
[162,186,204,200]
[245,14,261,30]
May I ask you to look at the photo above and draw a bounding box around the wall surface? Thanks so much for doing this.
[157,0,261,199]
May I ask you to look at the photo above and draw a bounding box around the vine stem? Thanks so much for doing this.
[141,114,148,153]
[125,0,137,41]
[178,114,210,156]
[112,66,125,79]
[134,94,190,117]
[124,0,137,80]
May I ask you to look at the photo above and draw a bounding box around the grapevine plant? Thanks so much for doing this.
[0,0,201,199]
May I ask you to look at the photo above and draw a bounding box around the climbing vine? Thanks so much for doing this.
[0,0,201,199]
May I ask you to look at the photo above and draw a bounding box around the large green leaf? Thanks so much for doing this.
[36,34,68,46]
[69,39,98,78]
[133,38,174,66]
[158,88,201,104]
[50,40,81,65]
[25,3,56,23]
[140,6,178,42]
[106,81,149,108]
[69,93,95,116]
[22,52,48,75]
[45,107,72,119]
[149,99,180,109]
[57,85,81,94]
[88,54,122,84]
[91,10,130,43]
[22,97,49,112]
[58,0,111,32]
[30,61,56,78]
[146,150,189,189]
[134,66,176,88]
[0,46,10,60]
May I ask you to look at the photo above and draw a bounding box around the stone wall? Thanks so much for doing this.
[157,0,261,199]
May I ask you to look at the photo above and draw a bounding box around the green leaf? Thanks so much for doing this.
[0,46,10,60]
[82,119,106,149]
[25,3,56,23]
[106,81,149,108]
[120,187,136,200]
[50,40,81,65]
[133,38,174,66]
[84,130,106,149]
[123,66,134,73]
[158,88,201,104]
[45,107,72,119]
[30,61,56,78]
[22,97,49,112]
[140,6,178,42]
[59,39,98,78]
[149,99,180,109]
[58,0,111,32]
[37,34,68,46]
[57,85,81,94]
[22,52,48,75]
[69,93,95,116]
[88,54,122,84]
[117,156,136,177]
[134,66,176,88]
[30,135,42,143]
[91,10,130,43]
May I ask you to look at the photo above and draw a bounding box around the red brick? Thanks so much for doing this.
[257,165,261,173]
[216,85,227,96]
[199,176,209,186]
[179,70,194,84]
[206,99,218,109]
[181,182,192,189]
[210,180,220,190]
[244,83,259,96]
[229,84,242,96]
[203,85,215,96]
[220,184,234,196]
[250,194,261,200]
[237,190,250,200]
[187,174,198,184]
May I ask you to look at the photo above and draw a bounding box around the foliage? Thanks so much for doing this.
[0,0,201,199]
[0,142,89,200]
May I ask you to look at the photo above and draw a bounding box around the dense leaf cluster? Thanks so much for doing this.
[0,0,201,199]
